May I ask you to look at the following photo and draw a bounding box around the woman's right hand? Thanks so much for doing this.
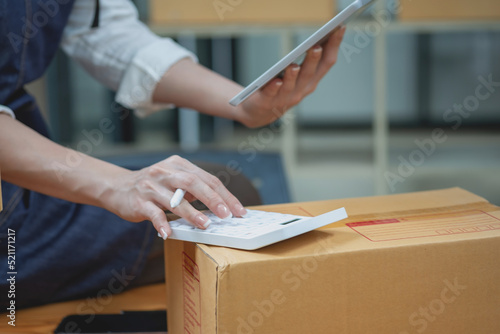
[105,155,248,239]
[0,115,247,239]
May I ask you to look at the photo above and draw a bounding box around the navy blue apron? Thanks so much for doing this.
[0,0,155,309]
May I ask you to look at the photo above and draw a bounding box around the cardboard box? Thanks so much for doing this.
[399,0,500,21]
[149,0,335,25]
[165,188,500,334]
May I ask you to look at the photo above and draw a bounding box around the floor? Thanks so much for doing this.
[0,284,166,334]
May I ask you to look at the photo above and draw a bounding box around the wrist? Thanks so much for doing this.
[96,167,133,215]
[233,105,254,128]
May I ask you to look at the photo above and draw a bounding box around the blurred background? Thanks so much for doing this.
[28,0,500,205]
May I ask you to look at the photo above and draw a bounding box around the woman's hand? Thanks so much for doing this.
[236,26,346,128]
[153,26,345,129]
[105,155,247,240]
[1,116,248,239]
[102,27,347,236]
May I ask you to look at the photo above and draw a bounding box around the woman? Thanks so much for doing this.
[0,0,345,308]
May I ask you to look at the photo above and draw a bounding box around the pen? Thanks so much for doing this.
[170,188,186,208]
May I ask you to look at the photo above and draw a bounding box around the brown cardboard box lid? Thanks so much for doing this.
[197,187,500,263]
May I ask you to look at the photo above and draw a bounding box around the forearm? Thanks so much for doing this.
[152,59,246,123]
[0,114,128,209]
[152,27,346,129]
[0,114,247,234]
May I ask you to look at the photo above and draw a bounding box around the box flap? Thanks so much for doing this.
[257,187,490,220]
[198,188,500,264]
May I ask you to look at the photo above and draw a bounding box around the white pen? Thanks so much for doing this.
[170,188,186,208]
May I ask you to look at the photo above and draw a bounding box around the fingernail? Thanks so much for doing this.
[195,214,212,229]
[217,204,233,219]
[313,45,322,52]
[292,65,301,72]
[234,203,248,217]
[160,227,168,240]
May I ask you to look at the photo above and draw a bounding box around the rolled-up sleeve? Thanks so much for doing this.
[0,105,15,119]
[61,0,198,117]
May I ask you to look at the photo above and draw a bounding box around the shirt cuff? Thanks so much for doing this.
[115,38,198,118]
[0,105,15,119]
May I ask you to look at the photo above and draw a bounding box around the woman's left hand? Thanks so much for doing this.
[237,26,346,128]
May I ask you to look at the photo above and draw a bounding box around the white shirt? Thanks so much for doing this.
[0,0,197,119]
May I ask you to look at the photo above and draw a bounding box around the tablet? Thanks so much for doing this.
[164,207,348,250]
[229,0,375,106]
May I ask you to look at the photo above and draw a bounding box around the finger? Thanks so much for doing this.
[315,25,346,80]
[317,26,345,75]
[156,177,215,229]
[260,79,284,100]
[170,200,213,229]
[280,64,301,94]
[143,183,213,232]
[137,166,213,230]
[275,64,301,106]
[188,169,247,218]
[294,45,323,93]
[143,201,171,240]
[159,155,246,218]
[167,159,247,218]
[166,170,237,222]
